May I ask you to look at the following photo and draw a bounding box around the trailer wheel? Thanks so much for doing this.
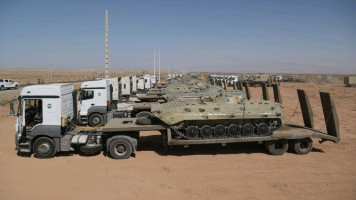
[136,111,153,119]
[291,138,313,155]
[88,113,104,127]
[109,139,133,159]
[33,137,56,159]
[136,117,152,125]
[265,139,288,155]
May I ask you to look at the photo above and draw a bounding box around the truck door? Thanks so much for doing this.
[79,89,94,116]
[15,100,25,135]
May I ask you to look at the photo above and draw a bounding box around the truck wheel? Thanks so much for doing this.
[15,85,18,89]
[88,113,104,127]
[265,139,288,155]
[0,86,4,91]
[291,138,313,155]
[109,139,133,159]
[136,117,151,125]
[33,137,56,159]
[136,111,153,119]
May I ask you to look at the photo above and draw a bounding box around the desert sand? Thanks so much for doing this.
[0,81,355,200]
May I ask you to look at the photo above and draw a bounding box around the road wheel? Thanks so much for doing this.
[214,124,226,137]
[200,125,213,138]
[109,139,133,159]
[265,139,288,155]
[33,137,56,159]
[291,138,313,155]
[0,86,4,91]
[186,126,199,139]
[88,113,104,127]
[15,85,18,89]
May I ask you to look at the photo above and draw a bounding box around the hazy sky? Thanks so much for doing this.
[0,0,355,74]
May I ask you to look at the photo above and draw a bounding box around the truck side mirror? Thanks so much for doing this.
[10,100,15,116]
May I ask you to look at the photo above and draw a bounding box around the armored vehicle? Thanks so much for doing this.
[151,96,283,140]
[162,85,247,102]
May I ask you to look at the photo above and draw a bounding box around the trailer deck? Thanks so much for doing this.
[103,118,167,132]
[100,118,339,146]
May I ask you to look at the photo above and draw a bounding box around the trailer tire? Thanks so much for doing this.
[33,137,56,159]
[291,138,313,155]
[88,113,104,127]
[265,139,288,155]
[136,117,151,125]
[136,111,153,119]
[109,139,133,159]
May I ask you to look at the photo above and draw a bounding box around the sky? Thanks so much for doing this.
[0,0,355,74]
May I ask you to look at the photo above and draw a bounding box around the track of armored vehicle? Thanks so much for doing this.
[151,96,283,140]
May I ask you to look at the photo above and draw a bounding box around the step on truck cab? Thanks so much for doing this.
[14,83,77,156]
[78,79,112,127]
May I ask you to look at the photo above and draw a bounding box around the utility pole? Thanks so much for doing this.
[50,63,53,82]
[158,49,161,83]
[105,10,109,79]
[168,57,171,76]
[153,50,156,76]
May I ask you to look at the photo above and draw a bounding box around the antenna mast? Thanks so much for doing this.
[105,10,109,79]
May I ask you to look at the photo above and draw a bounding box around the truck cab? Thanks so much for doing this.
[14,84,76,156]
[0,79,19,90]
[78,80,112,127]
[143,74,151,90]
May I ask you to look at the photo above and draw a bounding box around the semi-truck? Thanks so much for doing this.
[13,83,340,159]
[78,80,113,127]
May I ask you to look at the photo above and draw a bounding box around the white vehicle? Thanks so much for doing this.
[229,75,238,85]
[274,76,283,82]
[119,76,131,101]
[0,79,19,90]
[130,76,137,94]
[137,78,145,91]
[150,75,157,87]
[110,77,119,103]
[143,74,151,90]
[78,80,112,126]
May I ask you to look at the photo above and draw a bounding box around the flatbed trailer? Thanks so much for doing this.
[100,114,339,157]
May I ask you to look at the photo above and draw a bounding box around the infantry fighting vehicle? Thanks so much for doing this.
[151,96,283,140]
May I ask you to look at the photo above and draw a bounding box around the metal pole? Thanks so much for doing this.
[158,49,161,83]
[153,50,156,77]
[105,10,109,79]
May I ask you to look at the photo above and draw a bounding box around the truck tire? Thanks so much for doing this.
[88,113,104,127]
[109,139,133,159]
[291,138,313,155]
[0,86,4,91]
[15,85,18,89]
[136,111,153,119]
[136,117,151,125]
[33,137,57,159]
[265,139,288,155]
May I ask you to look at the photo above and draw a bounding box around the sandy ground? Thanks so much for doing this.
[0,82,355,200]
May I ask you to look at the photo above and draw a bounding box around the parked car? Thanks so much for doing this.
[0,79,19,90]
